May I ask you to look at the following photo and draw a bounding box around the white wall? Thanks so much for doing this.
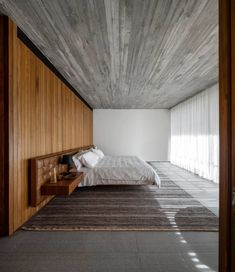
[93,109,170,161]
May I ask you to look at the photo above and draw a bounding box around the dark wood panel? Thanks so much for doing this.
[219,0,232,271]
[0,16,9,236]
[7,19,93,234]
[231,0,235,271]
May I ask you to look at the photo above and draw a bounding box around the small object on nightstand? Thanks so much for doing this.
[58,163,67,174]
[53,167,57,183]
[49,167,57,184]
[69,167,78,174]
[61,154,74,171]
[57,173,64,181]
[64,172,78,180]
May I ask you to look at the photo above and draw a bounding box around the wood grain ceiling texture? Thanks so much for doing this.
[0,0,218,109]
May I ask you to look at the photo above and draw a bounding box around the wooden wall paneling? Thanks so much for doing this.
[26,43,32,222]
[62,83,68,150]
[24,43,34,222]
[64,87,69,148]
[51,69,56,151]
[75,98,78,147]
[71,92,75,147]
[83,105,88,146]
[53,77,60,152]
[51,75,55,151]
[15,21,21,230]
[36,58,43,155]
[24,40,30,224]
[42,62,47,155]
[45,67,50,152]
[71,93,74,147]
[68,91,73,149]
[58,81,63,152]
[19,40,25,225]
[69,91,73,147]
[77,98,84,148]
[33,56,39,159]
[0,16,9,236]
[27,46,36,220]
[68,91,72,147]
[49,69,54,152]
[84,105,93,147]
[45,67,51,153]
[80,100,84,147]
[6,19,93,233]
[8,19,15,234]
[90,109,93,144]
[74,98,77,147]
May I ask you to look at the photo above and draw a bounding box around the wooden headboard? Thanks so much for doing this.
[30,145,94,207]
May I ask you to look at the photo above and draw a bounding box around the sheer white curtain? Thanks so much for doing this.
[170,84,219,183]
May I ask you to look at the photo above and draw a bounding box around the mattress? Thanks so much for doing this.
[78,155,161,187]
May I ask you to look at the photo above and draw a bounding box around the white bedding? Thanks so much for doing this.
[78,155,161,187]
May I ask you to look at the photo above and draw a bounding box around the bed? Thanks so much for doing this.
[30,146,160,207]
[78,155,161,187]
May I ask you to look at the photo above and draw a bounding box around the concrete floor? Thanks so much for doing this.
[0,164,219,272]
[0,231,218,272]
[151,162,219,216]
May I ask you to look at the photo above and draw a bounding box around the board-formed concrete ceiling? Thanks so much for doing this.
[0,0,218,109]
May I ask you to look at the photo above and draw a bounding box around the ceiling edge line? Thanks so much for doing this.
[168,80,219,110]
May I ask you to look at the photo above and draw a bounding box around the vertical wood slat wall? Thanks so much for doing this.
[7,19,93,234]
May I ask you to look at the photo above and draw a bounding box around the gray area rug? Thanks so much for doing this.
[23,163,218,231]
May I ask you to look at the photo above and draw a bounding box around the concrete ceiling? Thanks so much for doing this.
[0,0,218,109]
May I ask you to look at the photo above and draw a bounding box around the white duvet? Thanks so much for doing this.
[78,155,161,187]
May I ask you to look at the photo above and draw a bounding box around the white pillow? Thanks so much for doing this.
[80,151,100,168]
[72,153,83,170]
[92,148,104,159]
[72,149,91,170]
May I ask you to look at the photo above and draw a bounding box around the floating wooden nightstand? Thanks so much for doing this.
[41,173,84,196]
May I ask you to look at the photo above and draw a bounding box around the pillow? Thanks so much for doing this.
[78,167,90,173]
[92,148,104,159]
[80,151,100,168]
[72,153,83,170]
[72,149,91,170]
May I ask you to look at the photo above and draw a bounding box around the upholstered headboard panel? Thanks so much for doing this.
[30,145,93,207]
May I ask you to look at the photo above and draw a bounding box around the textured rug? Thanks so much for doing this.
[23,163,218,231]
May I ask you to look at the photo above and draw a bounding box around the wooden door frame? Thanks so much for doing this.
[219,0,234,271]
